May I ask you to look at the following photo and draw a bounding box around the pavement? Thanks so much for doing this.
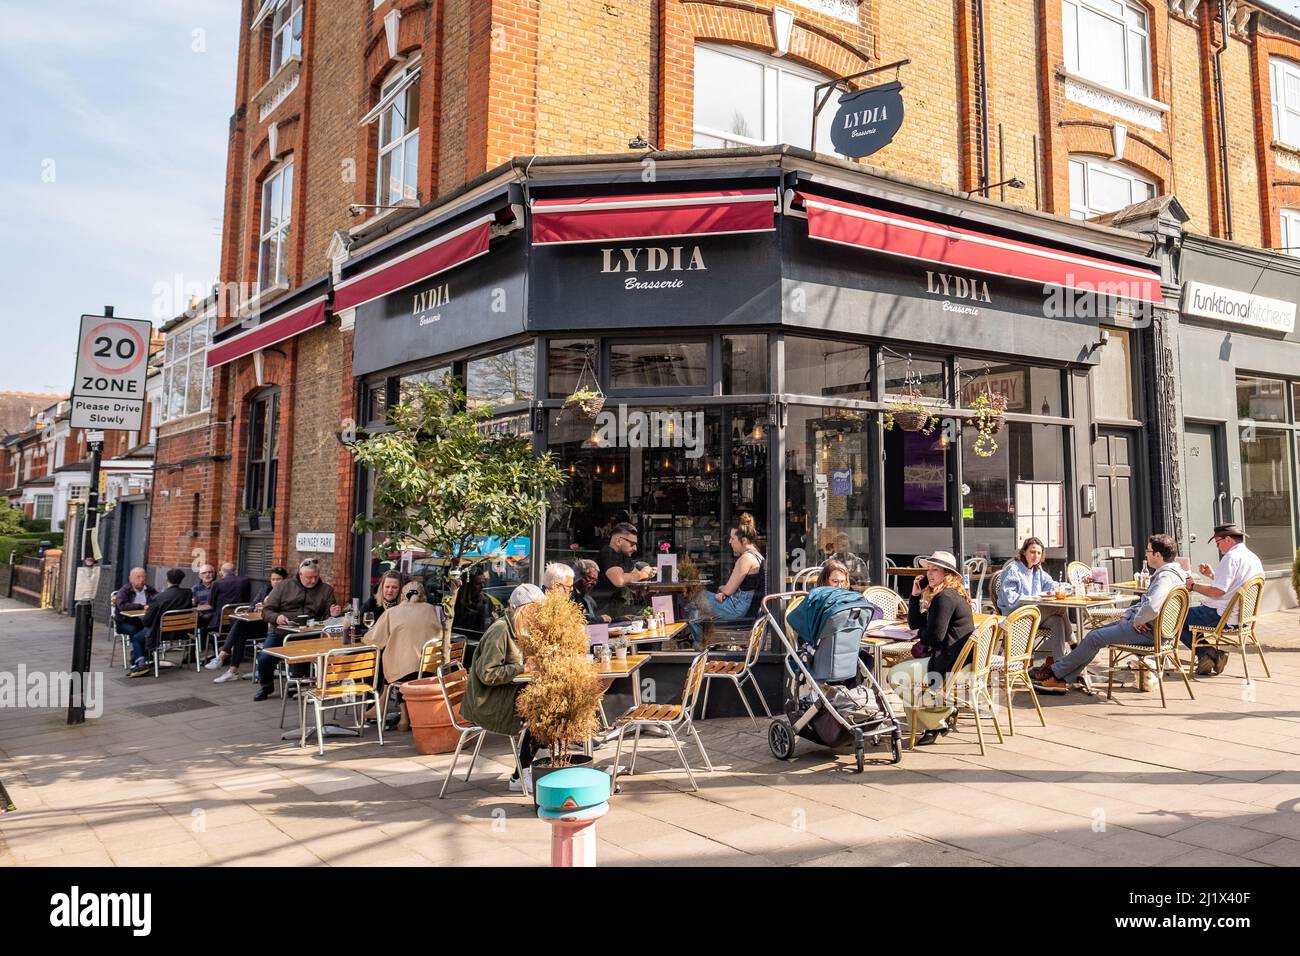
[1,598,1298,867]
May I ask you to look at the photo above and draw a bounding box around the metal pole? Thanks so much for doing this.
[810,59,911,151]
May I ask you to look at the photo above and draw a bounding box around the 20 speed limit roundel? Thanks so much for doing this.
[81,321,147,376]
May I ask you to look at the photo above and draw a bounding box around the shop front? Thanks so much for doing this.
[345,150,1164,710]
[1176,235,1300,610]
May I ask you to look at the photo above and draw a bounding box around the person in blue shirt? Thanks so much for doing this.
[997,536,1072,662]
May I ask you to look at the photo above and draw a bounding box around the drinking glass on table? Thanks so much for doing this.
[362,611,375,629]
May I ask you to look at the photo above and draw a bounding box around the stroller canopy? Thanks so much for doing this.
[788,587,878,647]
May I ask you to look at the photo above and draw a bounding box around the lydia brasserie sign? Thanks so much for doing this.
[830,81,905,159]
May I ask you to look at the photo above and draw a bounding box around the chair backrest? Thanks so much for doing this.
[417,637,446,678]
[1233,575,1266,631]
[437,660,474,731]
[1001,605,1041,670]
[1066,561,1091,593]
[863,585,904,622]
[1154,586,1190,650]
[742,617,767,667]
[160,609,199,634]
[217,605,237,634]
[792,566,822,592]
[681,652,709,717]
[318,645,379,693]
[947,617,999,689]
[913,555,928,568]
[783,593,806,641]
[964,557,989,603]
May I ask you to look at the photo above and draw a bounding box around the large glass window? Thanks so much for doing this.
[692,44,838,154]
[1239,426,1295,571]
[958,361,1064,417]
[722,335,768,394]
[1237,375,1287,424]
[269,0,303,77]
[161,318,214,423]
[1061,0,1151,98]
[1068,155,1155,220]
[466,345,535,411]
[882,353,947,402]
[785,336,871,401]
[34,496,53,521]
[258,163,293,291]
[376,66,420,206]
[548,339,594,399]
[1270,56,1300,151]
[1090,329,1134,419]
[608,341,708,391]
[397,365,451,410]
[244,389,280,517]
[1282,208,1300,257]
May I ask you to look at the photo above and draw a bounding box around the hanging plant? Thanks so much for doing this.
[969,391,1007,457]
[883,386,939,435]
[561,347,606,422]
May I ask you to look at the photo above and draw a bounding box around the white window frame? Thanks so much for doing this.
[258,162,293,293]
[33,495,52,522]
[1068,154,1156,219]
[692,43,838,155]
[372,64,421,206]
[1270,57,1300,150]
[160,316,215,424]
[1061,0,1151,99]
[268,0,303,78]
[1281,209,1300,257]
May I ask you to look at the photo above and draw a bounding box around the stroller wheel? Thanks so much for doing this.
[854,738,866,773]
[768,718,796,761]
[890,732,903,764]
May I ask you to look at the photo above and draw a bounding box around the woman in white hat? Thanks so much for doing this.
[907,551,975,745]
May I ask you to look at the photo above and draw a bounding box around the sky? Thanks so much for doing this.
[0,1,239,394]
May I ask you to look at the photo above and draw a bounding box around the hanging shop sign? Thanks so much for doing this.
[1180,281,1296,335]
[830,81,905,159]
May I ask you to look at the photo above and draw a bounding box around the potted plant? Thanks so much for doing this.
[968,391,1007,458]
[563,385,606,422]
[883,386,939,434]
[515,592,604,798]
[237,509,260,532]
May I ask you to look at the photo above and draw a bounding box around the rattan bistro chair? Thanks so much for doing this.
[611,652,713,792]
[153,609,200,677]
[945,618,1004,756]
[701,618,771,727]
[863,586,906,622]
[1068,560,1125,630]
[300,644,384,756]
[990,605,1045,734]
[436,660,529,798]
[1190,575,1269,681]
[1107,585,1194,706]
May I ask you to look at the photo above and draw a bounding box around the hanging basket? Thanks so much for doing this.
[894,409,929,432]
[563,392,606,421]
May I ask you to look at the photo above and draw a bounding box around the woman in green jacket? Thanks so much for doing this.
[460,583,545,792]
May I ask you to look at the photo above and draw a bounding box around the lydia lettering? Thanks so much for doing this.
[842,104,888,130]
[600,246,707,273]
[925,270,991,303]
[412,283,450,315]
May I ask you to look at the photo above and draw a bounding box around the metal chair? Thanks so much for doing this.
[436,660,529,798]
[1108,585,1195,706]
[377,634,457,723]
[153,609,200,677]
[963,557,989,610]
[863,585,906,622]
[281,626,340,729]
[300,644,384,756]
[1189,575,1269,681]
[701,618,771,727]
[884,556,899,591]
[611,652,713,792]
[944,618,1004,756]
[792,566,823,592]
[990,605,1045,734]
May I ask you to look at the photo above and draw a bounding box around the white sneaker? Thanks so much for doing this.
[204,656,226,670]
[508,769,533,793]
[213,670,240,683]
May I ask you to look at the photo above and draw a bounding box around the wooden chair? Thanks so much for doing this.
[701,618,771,727]
[436,660,528,798]
[944,618,1004,756]
[1108,585,1194,706]
[863,585,905,622]
[611,652,713,792]
[1189,576,1269,681]
[377,633,460,723]
[990,605,1045,734]
[153,609,200,677]
[300,644,384,755]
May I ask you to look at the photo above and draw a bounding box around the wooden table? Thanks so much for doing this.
[1113,580,1146,593]
[1022,592,1135,647]
[260,638,374,740]
[617,621,690,648]
[120,608,145,618]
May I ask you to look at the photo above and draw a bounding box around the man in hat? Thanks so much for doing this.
[1182,523,1262,676]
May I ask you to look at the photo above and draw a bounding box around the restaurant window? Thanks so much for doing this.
[1091,329,1134,420]
[785,336,871,401]
[1269,57,1300,151]
[958,361,1065,418]
[1068,155,1155,220]
[258,162,293,292]
[692,44,837,155]
[1281,208,1300,257]
[548,339,595,399]
[785,406,873,585]
[160,317,214,423]
[396,365,451,410]
[244,389,280,516]
[882,353,947,402]
[1238,426,1295,572]
[268,0,303,77]
[363,380,388,428]
[607,341,708,392]
[374,63,420,206]
[1237,375,1287,424]
[722,335,768,394]
[466,344,535,411]
[1061,0,1150,99]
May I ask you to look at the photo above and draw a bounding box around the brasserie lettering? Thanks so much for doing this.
[600,245,707,274]
[925,270,992,303]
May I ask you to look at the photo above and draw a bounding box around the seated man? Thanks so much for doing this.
[113,566,156,652]
[127,568,194,677]
[191,563,217,632]
[596,522,655,620]
[1182,523,1263,676]
[253,559,341,701]
[207,566,283,683]
[1029,534,1186,694]
[571,559,611,625]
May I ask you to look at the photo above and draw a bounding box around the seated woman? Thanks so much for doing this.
[207,566,286,683]
[452,569,498,638]
[997,536,1072,663]
[366,580,445,730]
[815,559,852,590]
[362,571,403,624]
[687,513,765,648]
[907,550,974,745]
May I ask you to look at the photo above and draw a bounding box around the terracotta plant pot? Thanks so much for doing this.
[401,677,464,755]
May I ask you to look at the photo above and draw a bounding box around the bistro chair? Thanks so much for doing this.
[982,567,1006,615]
[153,609,200,677]
[701,618,771,728]
[963,557,989,610]
[1066,560,1121,630]
[436,660,529,798]
[300,644,383,756]
[1189,575,1269,681]
[792,566,823,592]
[863,585,906,623]
[611,652,713,792]
[944,618,1004,756]
[378,634,456,722]
[281,625,341,729]
[109,591,130,668]
[1107,586,1194,706]
[990,605,1045,734]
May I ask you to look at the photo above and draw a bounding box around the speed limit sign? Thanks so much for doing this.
[70,313,153,430]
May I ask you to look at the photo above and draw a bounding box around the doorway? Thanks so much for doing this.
[1184,424,1226,571]
[117,502,147,588]
[1093,429,1141,582]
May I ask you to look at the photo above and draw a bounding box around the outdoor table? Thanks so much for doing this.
[516,653,651,755]
[1021,592,1135,647]
[260,637,375,741]
[619,621,690,648]
[120,608,145,618]
[1112,580,1146,594]
[863,621,917,684]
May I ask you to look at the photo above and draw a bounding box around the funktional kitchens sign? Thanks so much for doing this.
[830,81,905,159]
[1181,281,1296,335]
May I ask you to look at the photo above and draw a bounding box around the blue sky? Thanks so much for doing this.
[0,1,238,393]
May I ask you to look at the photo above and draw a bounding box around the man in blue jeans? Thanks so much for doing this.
[1181,523,1263,676]
[1030,534,1186,694]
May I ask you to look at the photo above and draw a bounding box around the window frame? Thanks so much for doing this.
[374,66,421,206]
[1234,373,1300,572]
[258,162,294,293]
[1061,0,1152,99]
[244,389,281,517]
[1270,56,1300,151]
[268,0,304,78]
[1068,154,1156,220]
[1281,208,1300,257]
[160,315,215,424]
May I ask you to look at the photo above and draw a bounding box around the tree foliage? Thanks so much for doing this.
[0,505,25,537]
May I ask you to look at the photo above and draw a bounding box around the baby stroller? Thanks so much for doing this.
[762,591,903,770]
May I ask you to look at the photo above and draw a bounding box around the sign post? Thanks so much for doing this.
[67,306,152,724]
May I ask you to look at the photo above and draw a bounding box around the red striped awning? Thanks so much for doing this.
[792,192,1162,304]
[207,295,328,369]
[333,215,493,312]
[531,189,776,245]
